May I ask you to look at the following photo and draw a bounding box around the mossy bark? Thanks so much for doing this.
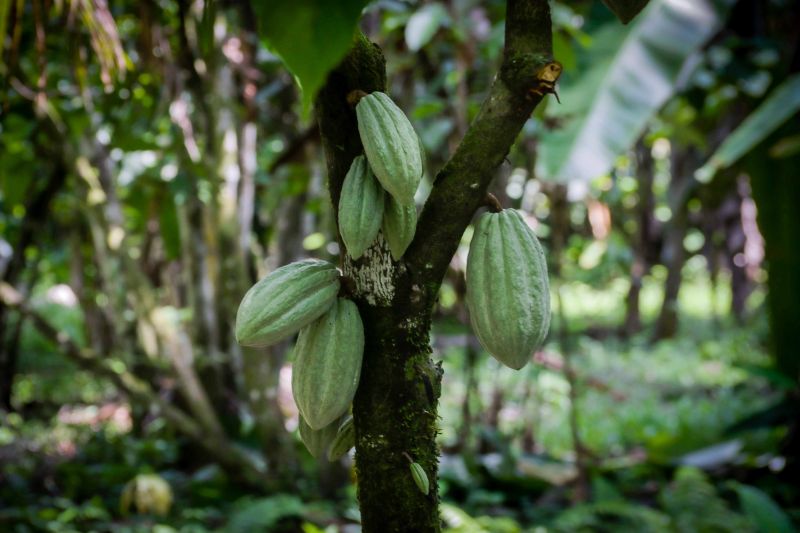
[316,2,554,530]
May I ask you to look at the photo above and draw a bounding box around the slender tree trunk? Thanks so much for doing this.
[549,182,591,502]
[0,163,66,410]
[652,148,699,341]
[747,130,800,383]
[623,141,655,336]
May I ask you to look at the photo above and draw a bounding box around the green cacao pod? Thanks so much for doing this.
[235,259,340,347]
[356,92,423,205]
[327,415,355,461]
[382,194,417,260]
[338,155,385,259]
[299,414,342,460]
[466,209,551,370]
[292,298,364,430]
[409,462,429,495]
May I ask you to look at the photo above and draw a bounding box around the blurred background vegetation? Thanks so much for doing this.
[1,0,798,531]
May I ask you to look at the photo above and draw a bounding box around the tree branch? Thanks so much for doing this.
[406,0,554,310]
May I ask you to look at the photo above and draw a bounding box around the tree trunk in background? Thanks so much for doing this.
[652,148,699,341]
[0,163,66,410]
[727,177,755,321]
[747,128,800,384]
[548,182,591,502]
[241,192,307,481]
[623,142,655,336]
[747,122,800,496]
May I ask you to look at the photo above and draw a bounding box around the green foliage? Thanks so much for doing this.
[732,483,797,533]
[537,0,734,184]
[660,467,753,532]
[225,495,305,533]
[252,0,370,115]
[2,0,798,531]
[696,74,800,182]
[553,500,672,532]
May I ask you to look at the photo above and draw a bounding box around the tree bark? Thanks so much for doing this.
[652,148,699,341]
[623,141,655,336]
[0,162,66,410]
[747,128,800,383]
[315,2,554,530]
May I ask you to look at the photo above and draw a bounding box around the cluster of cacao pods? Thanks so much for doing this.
[235,259,360,460]
[233,93,426,461]
[466,208,551,370]
[338,91,423,260]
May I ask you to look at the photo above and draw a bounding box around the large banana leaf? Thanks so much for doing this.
[536,0,733,188]
[695,74,800,182]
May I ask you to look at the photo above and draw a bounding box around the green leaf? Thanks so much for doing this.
[226,495,305,533]
[601,0,651,24]
[405,4,449,52]
[252,0,369,116]
[732,483,796,533]
[696,74,800,182]
[537,0,733,187]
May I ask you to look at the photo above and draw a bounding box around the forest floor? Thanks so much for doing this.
[1,273,795,532]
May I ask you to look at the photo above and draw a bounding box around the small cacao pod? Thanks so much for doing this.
[356,92,423,205]
[292,298,364,430]
[382,193,417,260]
[409,462,429,495]
[120,474,173,516]
[466,209,550,370]
[235,259,340,347]
[327,415,355,461]
[299,414,342,460]
[338,155,385,259]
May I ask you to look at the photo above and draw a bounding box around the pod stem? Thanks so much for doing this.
[485,193,503,213]
[339,275,358,299]
[347,89,369,108]
[402,451,414,464]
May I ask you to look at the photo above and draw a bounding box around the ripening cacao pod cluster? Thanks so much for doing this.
[337,91,423,260]
[235,259,363,460]
[466,208,551,370]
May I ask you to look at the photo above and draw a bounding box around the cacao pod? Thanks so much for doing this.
[356,92,423,205]
[338,155,385,259]
[382,193,417,260]
[299,414,342,460]
[235,259,340,347]
[327,415,355,461]
[465,209,550,370]
[292,298,364,430]
[409,462,429,495]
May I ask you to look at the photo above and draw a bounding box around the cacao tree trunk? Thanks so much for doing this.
[314,2,554,528]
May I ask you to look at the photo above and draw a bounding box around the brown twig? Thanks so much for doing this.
[485,193,504,213]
